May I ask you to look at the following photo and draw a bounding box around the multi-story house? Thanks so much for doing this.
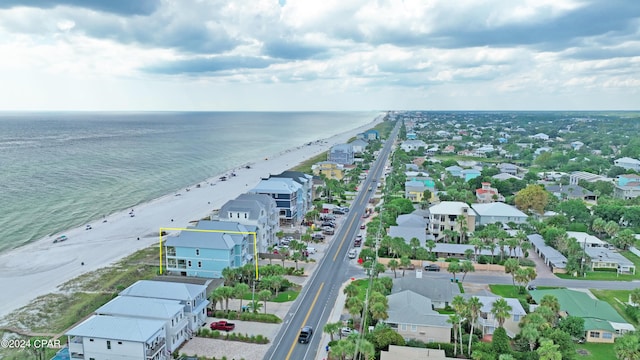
[251,177,302,224]
[269,171,313,216]
[164,221,252,279]
[119,280,209,333]
[475,182,505,203]
[385,291,452,343]
[428,201,476,241]
[349,138,368,154]
[217,193,279,253]
[471,202,528,226]
[400,140,427,152]
[496,163,519,176]
[614,157,640,171]
[329,143,354,165]
[312,161,345,180]
[405,180,427,203]
[95,296,188,353]
[569,171,610,185]
[466,295,526,338]
[67,315,167,360]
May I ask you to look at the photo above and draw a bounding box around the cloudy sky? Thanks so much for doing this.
[0,0,638,111]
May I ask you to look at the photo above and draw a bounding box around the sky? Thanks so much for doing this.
[0,0,638,111]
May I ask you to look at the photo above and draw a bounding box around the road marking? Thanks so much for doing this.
[333,215,356,262]
[285,282,325,360]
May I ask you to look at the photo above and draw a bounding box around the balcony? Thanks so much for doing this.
[146,338,166,357]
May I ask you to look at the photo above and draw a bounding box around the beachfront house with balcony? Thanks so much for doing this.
[251,177,302,225]
[95,296,188,353]
[66,315,167,360]
[268,171,313,215]
[119,280,209,333]
[329,143,355,165]
[428,202,476,242]
[385,290,452,343]
[358,129,379,140]
[350,139,368,154]
[216,193,279,253]
[164,221,252,279]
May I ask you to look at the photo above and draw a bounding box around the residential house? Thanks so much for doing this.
[571,141,584,150]
[461,168,481,181]
[530,133,550,141]
[475,182,505,203]
[66,315,167,360]
[381,346,456,360]
[567,231,609,248]
[428,202,476,241]
[362,129,379,140]
[492,173,520,181]
[251,177,302,224]
[445,165,463,178]
[406,132,417,140]
[329,143,355,165]
[349,139,368,154]
[431,243,523,260]
[425,146,439,156]
[389,225,429,249]
[527,234,567,273]
[584,247,636,274]
[544,184,597,201]
[164,221,252,279]
[497,163,520,176]
[405,180,427,203]
[530,289,635,343]
[569,171,610,185]
[312,161,345,180]
[534,147,552,156]
[385,291,452,343]
[400,140,427,152]
[462,294,526,338]
[119,280,209,333]
[471,202,528,226]
[473,144,495,157]
[269,171,313,216]
[442,145,455,154]
[614,157,640,171]
[405,163,420,171]
[617,174,640,186]
[217,193,279,253]
[95,296,188,353]
[392,278,460,309]
[614,182,640,200]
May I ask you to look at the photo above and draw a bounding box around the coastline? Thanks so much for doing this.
[0,116,383,321]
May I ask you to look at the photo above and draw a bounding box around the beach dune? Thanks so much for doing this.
[0,118,382,321]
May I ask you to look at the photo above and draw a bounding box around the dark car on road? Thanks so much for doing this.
[424,264,441,272]
[298,326,313,344]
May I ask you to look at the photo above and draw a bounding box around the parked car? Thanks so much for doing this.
[306,247,317,254]
[298,326,313,344]
[321,222,336,228]
[354,238,362,247]
[333,209,345,215]
[348,249,357,259]
[424,264,441,272]
[322,228,335,235]
[340,327,359,337]
[360,224,366,230]
[210,320,235,331]
[311,233,325,241]
[527,285,537,291]
[85,224,92,230]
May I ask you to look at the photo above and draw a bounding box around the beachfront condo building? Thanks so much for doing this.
[217,192,279,253]
[251,172,314,225]
[95,296,189,353]
[164,221,253,279]
[119,280,209,334]
[329,143,355,165]
[269,171,313,219]
[66,315,167,360]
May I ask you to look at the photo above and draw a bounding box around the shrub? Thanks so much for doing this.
[478,255,489,264]
[624,305,640,323]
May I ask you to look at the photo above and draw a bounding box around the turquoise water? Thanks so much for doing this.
[0,112,377,253]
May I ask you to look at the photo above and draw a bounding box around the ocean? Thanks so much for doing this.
[0,111,378,253]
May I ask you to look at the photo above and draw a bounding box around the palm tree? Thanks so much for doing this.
[537,339,562,360]
[614,332,640,360]
[467,296,483,356]
[217,285,235,311]
[388,259,399,278]
[491,298,512,328]
[410,237,421,258]
[344,282,359,298]
[425,240,436,258]
[448,313,462,356]
[504,258,520,289]
[400,256,411,277]
[448,261,462,282]
[209,289,223,311]
[630,288,640,306]
[370,302,388,323]
[354,338,376,360]
[233,283,250,312]
[591,217,606,237]
[346,296,364,329]
[257,289,271,314]
[605,220,620,239]
[469,237,483,261]
[457,214,469,243]
[460,261,475,283]
[323,321,342,342]
[451,295,467,352]
[520,323,539,351]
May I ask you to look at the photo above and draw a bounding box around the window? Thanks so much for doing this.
[603,332,612,339]
[411,325,417,332]
[589,331,600,338]
[195,249,200,256]
[198,261,202,268]
[89,339,94,342]
[244,213,247,218]
[107,340,111,349]
[117,341,122,345]
[188,260,192,267]
[513,314,520,321]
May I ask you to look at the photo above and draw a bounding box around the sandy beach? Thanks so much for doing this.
[0,116,382,321]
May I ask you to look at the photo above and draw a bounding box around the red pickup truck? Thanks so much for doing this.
[210,320,235,331]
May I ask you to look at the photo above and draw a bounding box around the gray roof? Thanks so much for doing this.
[66,315,164,342]
[396,214,427,228]
[471,202,528,218]
[120,280,207,302]
[461,294,526,316]
[392,278,459,304]
[389,226,428,247]
[386,291,452,328]
[96,296,184,319]
[528,234,567,268]
[544,184,594,197]
[252,178,300,194]
[220,199,263,220]
[165,230,237,250]
[270,171,312,186]
[584,247,635,267]
[492,173,520,180]
[331,143,353,152]
[236,192,277,208]
[429,201,475,216]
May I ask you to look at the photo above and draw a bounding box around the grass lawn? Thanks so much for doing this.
[271,290,299,302]
[590,289,637,326]
[351,278,371,301]
[489,284,529,302]
[290,151,328,173]
[556,251,640,281]
[575,342,616,360]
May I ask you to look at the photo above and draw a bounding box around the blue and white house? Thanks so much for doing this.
[119,280,209,333]
[66,315,167,360]
[96,296,188,353]
[329,143,355,165]
[269,171,313,217]
[164,220,252,279]
[252,177,303,224]
[217,193,279,253]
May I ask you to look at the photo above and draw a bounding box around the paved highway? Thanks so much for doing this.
[265,122,400,360]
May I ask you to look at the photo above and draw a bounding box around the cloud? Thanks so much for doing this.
[146,56,276,74]
[0,0,161,16]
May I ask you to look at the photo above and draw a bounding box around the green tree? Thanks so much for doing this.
[449,313,463,357]
[504,258,520,289]
[451,296,467,352]
[605,220,620,238]
[514,184,550,215]
[491,298,513,328]
[400,256,411,277]
[448,261,462,283]
[492,326,511,356]
[460,261,475,283]
[556,316,585,338]
[257,289,271,314]
[323,321,342,342]
[614,331,640,360]
[233,283,250,312]
[346,296,364,327]
[614,229,636,250]
[425,240,436,258]
[630,288,640,306]
[388,259,399,278]
[409,237,421,258]
[344,282,359,298]
[217,285,235,311]
[467,296,484,356]
[537,339,561,360]
[520,323,540,351]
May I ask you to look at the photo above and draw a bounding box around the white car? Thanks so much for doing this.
[341,327,358,337]
[306,247,317,254]
[348,249,357,259]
